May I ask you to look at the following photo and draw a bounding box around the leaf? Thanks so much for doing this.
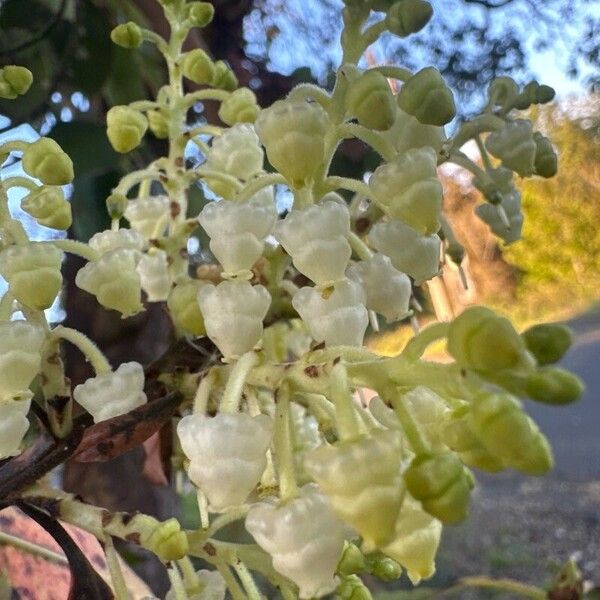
[73,391,182,463]
[17,502,114,600]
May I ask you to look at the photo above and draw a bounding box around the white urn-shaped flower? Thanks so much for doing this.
[137,250,172,301]
[124,196,170,239]
[0,398,32,459]
[88,228,145,255]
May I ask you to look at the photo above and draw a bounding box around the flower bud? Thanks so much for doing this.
[304,430,405,550]
[21,186,72,230]
[521,323,572,366]
[166,569,226,600]
[487,76,519,110]
[0,398,31,458]
[22,137,74,185]
[197,280,271,358]
[106,192,129,219]
[397,67,455,127]
[0,242,63,309]
[337,575,372,600]
[274,200,351,285]
[347,253,411,322]
[369,146,442,234]
[147,109,169,139]
[382,106,446,155]
[346,70,396,131]
[368,555,403,582]
[524,367,584,406]
[167,278,207,336]
[337,543,366,576]
[75,248,143,317]
[73,362,146,422]
[386,0,433,37]
[447,306,534,373]
[0,321,45,402]
[89,228,145,255]
[182,49,216,85]
[246,484,346,599]
[177,412,272,510]
[0,65,33,99]
[255,99,331,188]
[514,81,556,110]
[211,60,238,91]
[218,88,260,126]
[368,220,441,284]
[533,132,558,178]
[198,194,277,276]
[475,190,523,244]
[186,2,215,27]
[292,279,368,347]
[485,119,536,177]
[107,106,148,153]
[469,393,553,475]
[404,451,473,524]
[381,494,441,584]
[203,124,264,198]
[137,250,172,302]
[124,196,170,239]
[110,22,143,48]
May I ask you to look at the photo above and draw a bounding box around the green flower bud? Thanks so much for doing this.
[447,306,534,373]
[397,67,455,127]
[106,106,148,153]
[514,81,556,110]
[255,99,331,188]
[368,555,403,582]
[533,132,558,178]
[211,60,238,91]
[404,451,473,524]
[21,186,72,230]
[337,542,366,576]
[147,109,169,139]
[106,192,129,220]
[110,22,143,49]
[186,2,215,27]
[181,49,215,85]
[487,76,519,109]
[346,70,396,131]
[22,137,74,185]
[386,0,433,37]
[536,84,556,104]
[337,575,373,600]
[167,279,206,336]
[470,393,553,475]
[521,323,572,365]
[525,367,584,406]
[218,88,260,126]
[0,66,33,99]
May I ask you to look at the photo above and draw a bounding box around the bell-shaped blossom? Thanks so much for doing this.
[347,254,411,322]
[382,494,442,584]
[137,250,172,301]
[304,430,405,550]
[290,402,322,483]
[274,201,351,285]
[197,281,271,359]
[475,191,523,244]
[167,279,206,336]
[198,193,277,275]
[177,412,272,511]
[369,220,440,285]
[124,196,170,239]
[166,570,226,600]
[0,243,63,310]
[0,321,45,402]
[88,228,145,255]
[485,119,536,177]
[76,249,143,317]
[369,147,443,235]
[402,387,450,449]
[73,362,147,423]
[245,484,345,598]
[203,124,264,198]
[292,279,368,347]
[0,398,32,459]
[382,106,446,155]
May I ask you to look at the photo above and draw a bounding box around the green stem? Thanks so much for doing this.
[0,290,15,321]
[448,150,489,181]
[337,123,396,161]
[451,114,505,151]
[104,536,133,600]
[194,369,216,414]
[233,560,262,600]
[216,563,247,600]
[168,564,189,600]
[402,322,449,361]
[441,576,546,600]
[178,556,201,591]
[194,169,243,192]
[371,65,412,82]
[474,135,494,171]
[0,529,67,565]
[181,89,231,109]
[286,83,333,108]
[390,390,430,456]
[234,173,288,202]
[51,326,111,374]
[348,231,373,260]
[44,239,100,262]
[114,168,164,196]
[220,352,259,413]
[273,383,299,501]
[322,176,378,202]
[2,176,38,191]
[359,19,387,53]
[0,140,28,155]
[330,363,362,441]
